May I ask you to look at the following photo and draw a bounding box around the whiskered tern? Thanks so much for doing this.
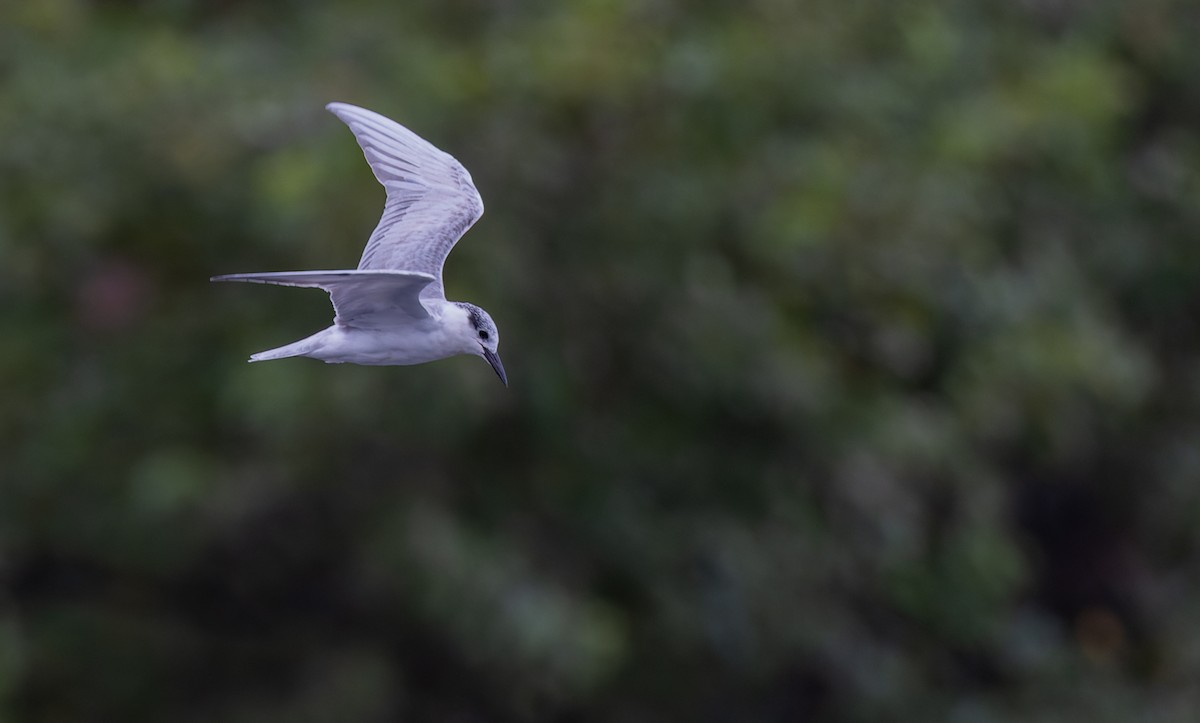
[212,103,506,386]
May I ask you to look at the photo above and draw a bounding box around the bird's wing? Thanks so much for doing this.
[326,102,484,302]
[211,270,436,327]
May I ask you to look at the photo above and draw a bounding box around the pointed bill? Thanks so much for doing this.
[482,347,507,387]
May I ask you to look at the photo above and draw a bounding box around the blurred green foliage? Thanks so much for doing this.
[3,0,1200,720]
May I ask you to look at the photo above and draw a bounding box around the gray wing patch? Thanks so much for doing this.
[326,103,485,301]
[210,270,436,326]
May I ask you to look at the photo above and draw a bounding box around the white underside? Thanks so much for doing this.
[250,302,473,366]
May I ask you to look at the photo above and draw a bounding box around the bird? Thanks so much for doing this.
[212,102,506,386]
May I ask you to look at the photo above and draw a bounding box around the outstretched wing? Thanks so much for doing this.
[326,102,484,302]
[211,270,436,328]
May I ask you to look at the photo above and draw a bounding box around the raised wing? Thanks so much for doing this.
[326,102,484,301]
[211,270,436,327]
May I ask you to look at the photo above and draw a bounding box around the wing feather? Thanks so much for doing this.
[326,103,484,301]
[211,270,436,327]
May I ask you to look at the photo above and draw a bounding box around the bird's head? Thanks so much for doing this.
[455,302,506,386]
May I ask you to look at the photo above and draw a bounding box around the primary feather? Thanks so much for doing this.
[325,102,485,301]
[209,270,436,326]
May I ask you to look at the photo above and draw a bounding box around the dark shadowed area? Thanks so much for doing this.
[3,1,1200,721]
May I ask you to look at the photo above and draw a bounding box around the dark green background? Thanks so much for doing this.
[4,1,1200,720]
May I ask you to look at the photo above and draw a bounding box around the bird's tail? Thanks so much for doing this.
[248,331,327,363]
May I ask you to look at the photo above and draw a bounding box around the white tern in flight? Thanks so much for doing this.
[212,103,506,386]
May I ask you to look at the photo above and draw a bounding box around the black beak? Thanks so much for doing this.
[482,347,507,387]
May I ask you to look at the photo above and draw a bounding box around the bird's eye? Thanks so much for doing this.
[478,330,489,340]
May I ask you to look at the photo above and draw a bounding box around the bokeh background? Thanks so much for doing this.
[4,1,1200,720]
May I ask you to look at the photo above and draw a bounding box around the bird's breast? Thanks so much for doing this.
[316,320,464,366]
